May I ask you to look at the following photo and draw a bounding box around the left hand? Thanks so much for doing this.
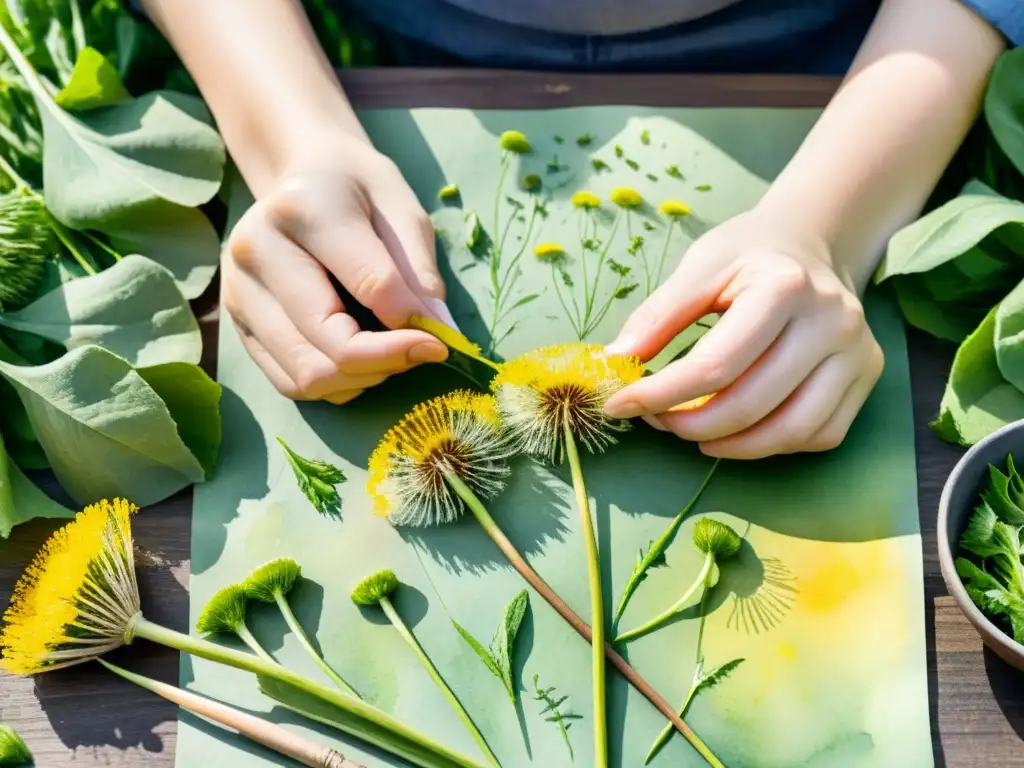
[603,209,884,460]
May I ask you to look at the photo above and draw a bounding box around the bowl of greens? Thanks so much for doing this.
[938,420,1024,671]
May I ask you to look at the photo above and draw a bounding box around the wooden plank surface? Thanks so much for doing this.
[0,69,1021,767]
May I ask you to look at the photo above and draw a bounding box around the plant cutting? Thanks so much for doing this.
[956,454,1024,642]
[614,459,720,625]
[0,723,31,766]
[243,558,358,696]
[452,589,529,703]
[196,583,274,661]
[99,658,363,768]
[616,518,742,644]
[532,674,581,761]
[351,569,500,768]
[277,438,346,517]
[0,499,484,768]
[368,388,725,766]
[491,342,645,768]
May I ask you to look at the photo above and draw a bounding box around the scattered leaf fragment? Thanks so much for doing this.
[465,211,482,249]
[625,159,639,171]
[614,145,624,158]
[695,184,712,191]
[576,133,594,147]
[438,183,460,201]
[666,165,684,180]
[640,129,650,145]
[277,438,345,517]
[590,158,610,172]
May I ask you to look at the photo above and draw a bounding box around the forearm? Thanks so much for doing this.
[142,0,367,196]
[756,0,1005,293]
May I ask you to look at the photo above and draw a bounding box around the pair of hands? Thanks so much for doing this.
[225,137,883,459]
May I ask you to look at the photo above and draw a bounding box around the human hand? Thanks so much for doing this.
[223,133,454,404]
[603,210,884,459]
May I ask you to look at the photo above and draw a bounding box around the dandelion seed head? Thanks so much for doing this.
[693,518,742,561]
[243,558,302,603]
[196,584,249,635]
[351,569,399,605]
[368,391,514,527]
[658,199,691,218]
[499,130,532,154]
[492,343,644,462]
[571,191,601,210]
[0,499,140,675]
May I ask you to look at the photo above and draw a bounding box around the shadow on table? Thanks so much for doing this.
[984,647,1024,743]
[925,595,948,768]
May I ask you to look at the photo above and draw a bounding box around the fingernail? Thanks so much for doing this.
[604,335,636,357]
[408,341,448,364]
[425,298,461,332]
[642,414,668,432]
[605,398,644,419]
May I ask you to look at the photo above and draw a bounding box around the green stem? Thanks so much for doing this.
[235,622,275,663]
[275,590,359,697]
[378,597,500,768]
[49,216,96,275]
[0,153,29,193]
[654,220,675,290]
[645,577,715,764]
[550,266,582,339]
[615,554,713,645]
[68,0,87,56]
[583,211,620,332]
[563,424,608,768]
[614,459,720,624]
[487,155,511,348]
[579,211,591,313]
[129,616,483,768]
[82,230,123,262]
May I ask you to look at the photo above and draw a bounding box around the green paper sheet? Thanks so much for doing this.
[180,107,931,768]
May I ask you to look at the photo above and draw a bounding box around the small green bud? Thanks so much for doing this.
[351,569,400,605]
[693,518,741,561]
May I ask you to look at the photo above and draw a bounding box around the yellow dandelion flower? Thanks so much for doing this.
[367,391,514,526]
[437,183,460,201]
[492,343,644,461]
[571,191,601,209]
[533,242,566,264]
[609,187,643,209]
[408,314,497,369]
[0,499,139,674]
[658,199,691,218]
[499,130,532,154]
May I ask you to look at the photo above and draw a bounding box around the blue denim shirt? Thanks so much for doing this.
[344,0,1022,75]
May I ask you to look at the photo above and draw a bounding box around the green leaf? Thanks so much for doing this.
[614,459,718,623]
[985,49,1024,179]
[695,657,745,694]
[452,620,503,681]
[0,427,73,538]
[891,275,983,343]
[137,362,221,480]
[876,180,1024,281]
[54,45,129,111]
[453,589,529,702]
[277,438,345,516]
[931,305,1024,447]
[960,501,1002,558]
[0,722,32,765]
[0,254,201,366]
[103,204,221,300]
[981,463,1024,526]
[956,557,1009,615]
[0,345,210,505]
[490,590,528,700]
[994,278,1024,395]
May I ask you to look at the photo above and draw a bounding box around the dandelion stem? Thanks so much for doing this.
[582,212,620,333]
[98,659,360,768]
[82,230,124,262]
[655,220,675,289]
[235,623,275,663]
[49,217,97,275]
[378,596,500,768]
[274,591,358,697]
[615,553,713,644]
[644,573,716,765]
[129,616,483,768]
[441,471,726,768]
[563,425,608,768]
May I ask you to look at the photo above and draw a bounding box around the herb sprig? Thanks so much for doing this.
[532,673,582,761]
[277,438,346,517]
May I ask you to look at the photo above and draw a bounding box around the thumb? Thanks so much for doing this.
[605,256,728,361]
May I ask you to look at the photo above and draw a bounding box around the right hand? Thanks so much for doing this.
[223,134,453,405]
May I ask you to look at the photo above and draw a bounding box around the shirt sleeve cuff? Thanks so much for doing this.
[961,0,1024,46]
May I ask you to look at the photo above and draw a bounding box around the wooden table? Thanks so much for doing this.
[1,70,1022,767]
